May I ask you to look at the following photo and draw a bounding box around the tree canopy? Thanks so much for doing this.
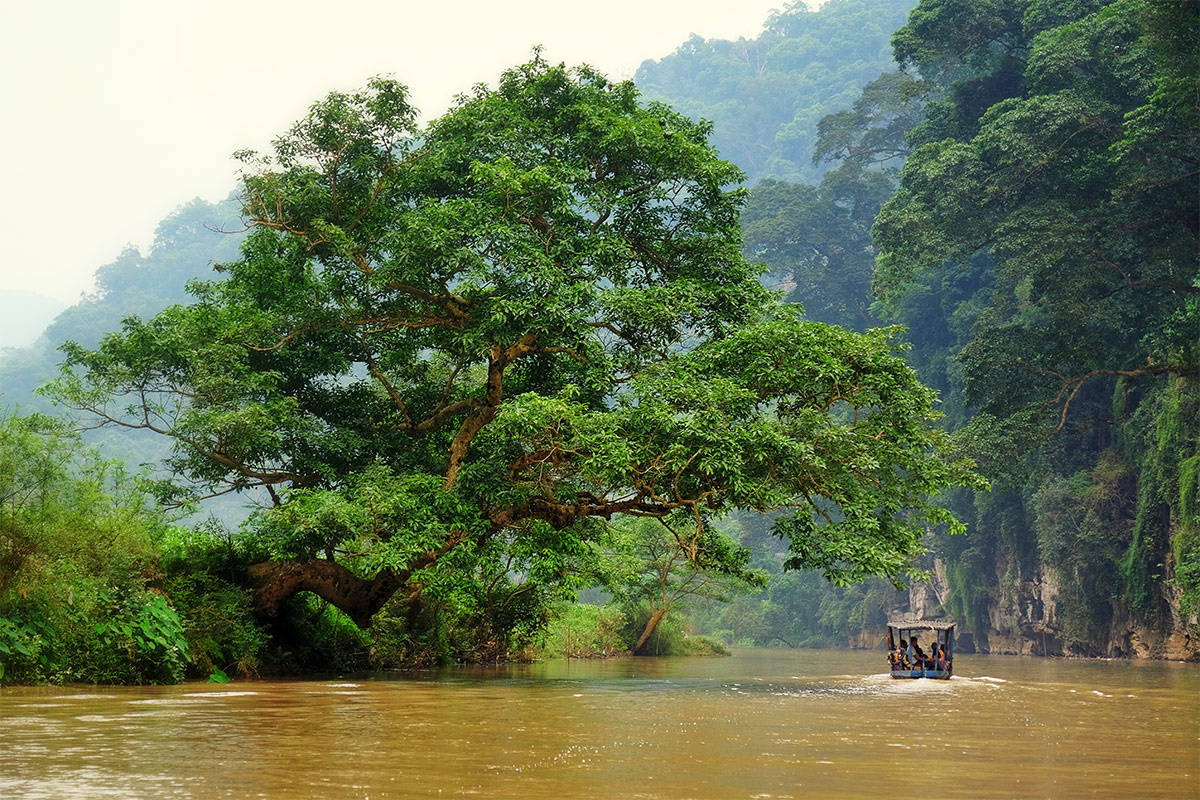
[874,0,1198,434]
[54,57,981,635]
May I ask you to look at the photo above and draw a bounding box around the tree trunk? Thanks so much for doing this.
[631,608,667,655]
[245,559,406,628]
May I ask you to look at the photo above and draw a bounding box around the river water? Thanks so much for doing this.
[1,649,1196,799]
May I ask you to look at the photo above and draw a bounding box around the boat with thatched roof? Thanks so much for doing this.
[887,619,955,679]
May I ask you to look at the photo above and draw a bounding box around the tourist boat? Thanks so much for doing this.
[887,619,954,679]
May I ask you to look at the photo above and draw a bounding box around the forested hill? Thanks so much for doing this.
[636,0,918,185]
[0,197,243,414]
[868,0,1198,660]
[648,0,1199,659]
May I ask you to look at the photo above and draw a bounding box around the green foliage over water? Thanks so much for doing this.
[6,0,1193,680]
[35,52,977,682]
[873,0,1198,654]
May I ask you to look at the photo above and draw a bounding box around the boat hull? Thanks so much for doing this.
[890,669,952,680]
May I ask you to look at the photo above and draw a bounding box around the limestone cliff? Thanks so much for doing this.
[905,558,1199,661]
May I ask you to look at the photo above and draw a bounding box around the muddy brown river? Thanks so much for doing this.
[1,648,1196,799]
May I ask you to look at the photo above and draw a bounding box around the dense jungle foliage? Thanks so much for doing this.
[876,0,1198,656]
[677,0,1199,655]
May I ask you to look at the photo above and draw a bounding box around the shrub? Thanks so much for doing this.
[538,602,629,658]
[0,411,190,684]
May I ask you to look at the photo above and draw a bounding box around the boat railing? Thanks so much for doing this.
[888,647,951,671]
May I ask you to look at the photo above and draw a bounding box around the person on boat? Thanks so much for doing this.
[911,637,932,668]
[896,639,910,669]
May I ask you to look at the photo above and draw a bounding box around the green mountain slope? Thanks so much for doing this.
[636,0,918,185]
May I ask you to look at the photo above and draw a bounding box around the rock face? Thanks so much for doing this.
[1108,599,1199,661]
[903,559,1199,662]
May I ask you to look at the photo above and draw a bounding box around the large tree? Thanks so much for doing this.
[55,57,981,635]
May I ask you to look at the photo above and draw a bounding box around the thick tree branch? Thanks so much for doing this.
[1051,364,1198,433]
[247,529,469,627]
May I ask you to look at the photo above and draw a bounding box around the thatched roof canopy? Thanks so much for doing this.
[887,619,956,631]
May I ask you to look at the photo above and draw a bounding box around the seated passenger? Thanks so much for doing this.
[911,637,933,668]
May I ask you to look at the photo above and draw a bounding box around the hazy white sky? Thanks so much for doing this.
[2,0,791,304]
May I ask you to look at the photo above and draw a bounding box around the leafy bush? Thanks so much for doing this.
[156,522,269,678]
[0,411,190,684]
[538,602,629,658]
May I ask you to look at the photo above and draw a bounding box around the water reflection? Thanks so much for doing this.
[1,649,1196,799]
